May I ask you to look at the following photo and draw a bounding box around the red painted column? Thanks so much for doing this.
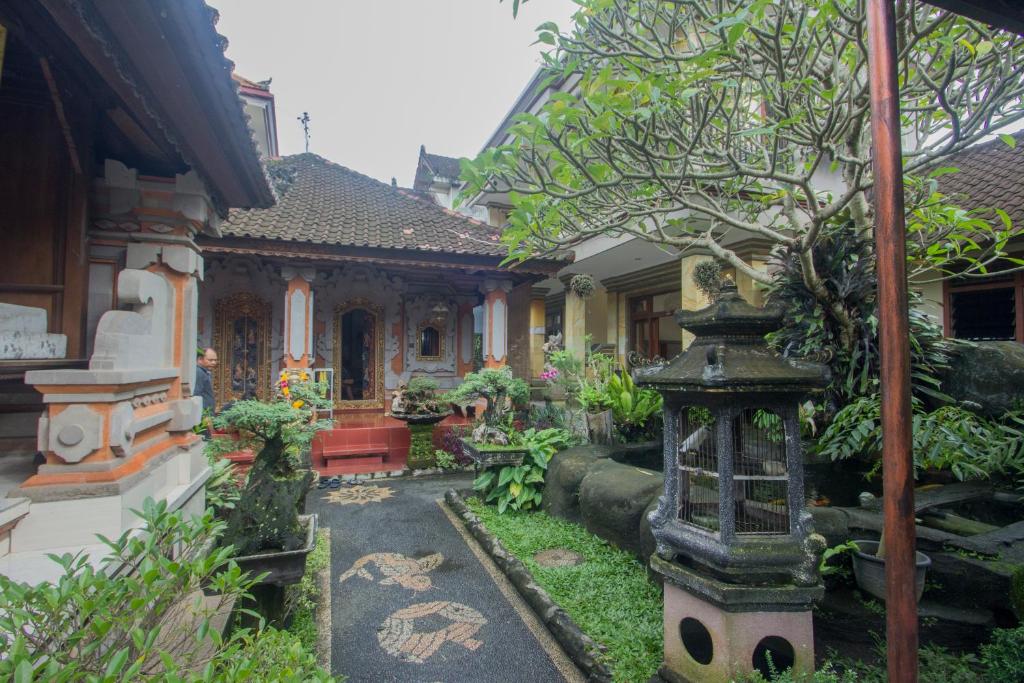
[866,2,917,681]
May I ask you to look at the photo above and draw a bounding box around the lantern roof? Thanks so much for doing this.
[638,283,828,394]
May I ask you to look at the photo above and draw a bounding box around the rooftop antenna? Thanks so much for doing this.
[297,111,311,152]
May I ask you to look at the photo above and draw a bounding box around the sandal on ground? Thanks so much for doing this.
[328,476,341,489]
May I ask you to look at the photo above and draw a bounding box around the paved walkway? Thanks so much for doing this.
[310,474,584,683]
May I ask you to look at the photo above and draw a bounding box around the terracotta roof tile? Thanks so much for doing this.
[223,154,509,257]
[937,130,1024,228]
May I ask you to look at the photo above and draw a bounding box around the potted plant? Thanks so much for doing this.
[850,535,932,603]
[212,375,330,623]
[391,377,451,469]
[444,367,530,467]
[568,272,596,299]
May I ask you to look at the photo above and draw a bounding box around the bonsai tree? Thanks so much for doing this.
[394,376,448,416]
[214,400,324,556]
[444,367,529,429]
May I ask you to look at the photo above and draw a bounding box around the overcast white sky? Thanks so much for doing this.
[214,0,577,187]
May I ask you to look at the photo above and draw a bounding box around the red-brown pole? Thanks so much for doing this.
[866,1,918,681]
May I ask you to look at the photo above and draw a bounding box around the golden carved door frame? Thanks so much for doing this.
[213,292,272,408]
[333,300,385,409]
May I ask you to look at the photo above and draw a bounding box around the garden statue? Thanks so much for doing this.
[542,331,563,356]
[639,281,828,683]
[391,383,407,415]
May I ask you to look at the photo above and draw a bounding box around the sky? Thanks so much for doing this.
[214,0,578,187]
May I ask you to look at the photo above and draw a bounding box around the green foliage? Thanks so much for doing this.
[204,449,242,516]
[767,219,956,420]
[473,427,571,513]
[434,449,458,470]
[443,367,529,427]
[738,661,859,682]
[286,529,330,655]
[0,499,332,681]
[466,498,662,683]
[980,626,1024,682]
[815,395,1024,485]
[819,541,859,577]
[407,424,437,470]
[604,368,663,441]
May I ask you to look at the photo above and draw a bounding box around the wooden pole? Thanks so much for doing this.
[866,1,918,681]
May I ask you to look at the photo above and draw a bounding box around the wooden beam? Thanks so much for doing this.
[866,1,918,681]
[923,0,1024,35]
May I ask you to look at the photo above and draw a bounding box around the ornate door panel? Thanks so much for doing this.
[334,300,385,408]
[213,293,272,408]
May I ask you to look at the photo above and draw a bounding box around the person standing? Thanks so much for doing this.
[195,347,218,433]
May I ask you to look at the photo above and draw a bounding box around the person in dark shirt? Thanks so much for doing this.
[195,347,218,433]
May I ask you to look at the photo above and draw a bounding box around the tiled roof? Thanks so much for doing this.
[223,154,509,257]
[938,130,1024,228]
[413,145,464,191]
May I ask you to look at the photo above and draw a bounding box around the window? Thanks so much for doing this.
[630,291,682,360]
[945,274,1024,342]
[418,324,442,360]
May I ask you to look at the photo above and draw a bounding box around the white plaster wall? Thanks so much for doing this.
[315,264,406,393]
[404,293,458,383]
[198,257,285,378]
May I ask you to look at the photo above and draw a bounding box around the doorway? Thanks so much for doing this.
[334,302,384,407]
[213,293,272,408]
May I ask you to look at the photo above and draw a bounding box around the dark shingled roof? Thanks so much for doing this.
[413,145,464,192]
[938,130,1024,228]
[223,154,508,257]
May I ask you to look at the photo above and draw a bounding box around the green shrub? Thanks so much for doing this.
[443,367,529,426]
[738,661,859,682]
[981,626,1024,682]
[473,427,571,513]
[0,498,334,681]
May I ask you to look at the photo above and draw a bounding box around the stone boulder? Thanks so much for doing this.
[542,445,616,523]
[940,341,1024,416]
[578,460,664,558]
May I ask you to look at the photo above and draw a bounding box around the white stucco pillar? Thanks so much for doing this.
[282,266,316,369]
[481,279,512,368]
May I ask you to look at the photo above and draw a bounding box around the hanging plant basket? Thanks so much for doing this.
[568,273,596,299]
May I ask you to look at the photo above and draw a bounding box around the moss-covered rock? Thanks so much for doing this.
[579,460,663,558]
[542,444,617,523]
[940,341,1024,416]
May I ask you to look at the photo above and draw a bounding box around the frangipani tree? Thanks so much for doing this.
[466,0,1024,349]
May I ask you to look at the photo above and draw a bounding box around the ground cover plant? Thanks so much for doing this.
[466,497,661,681]
[286,528,330,657]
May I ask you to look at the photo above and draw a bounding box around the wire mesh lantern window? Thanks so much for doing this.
[640,282,827,584]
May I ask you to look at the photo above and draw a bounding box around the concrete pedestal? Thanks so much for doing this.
[652,555,820,683]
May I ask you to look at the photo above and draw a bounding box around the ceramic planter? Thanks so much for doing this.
[851,539,931,603]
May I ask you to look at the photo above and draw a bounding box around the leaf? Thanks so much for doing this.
[1000,134,1017,149]
[509,482,523,498]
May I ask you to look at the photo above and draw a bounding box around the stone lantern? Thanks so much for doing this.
[638,282,828,683]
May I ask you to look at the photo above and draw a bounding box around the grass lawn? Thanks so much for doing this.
[466,497,662,683]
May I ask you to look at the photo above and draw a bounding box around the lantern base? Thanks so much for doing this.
[652,556,819,683]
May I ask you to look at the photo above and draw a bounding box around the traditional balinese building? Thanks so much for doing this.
[196,153,563,475]
[0,0,272,581]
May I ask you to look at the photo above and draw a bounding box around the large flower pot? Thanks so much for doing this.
[233,513,318,587]
[391,410,451,426]
[461,438,528,468]
[851,539,931,603]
